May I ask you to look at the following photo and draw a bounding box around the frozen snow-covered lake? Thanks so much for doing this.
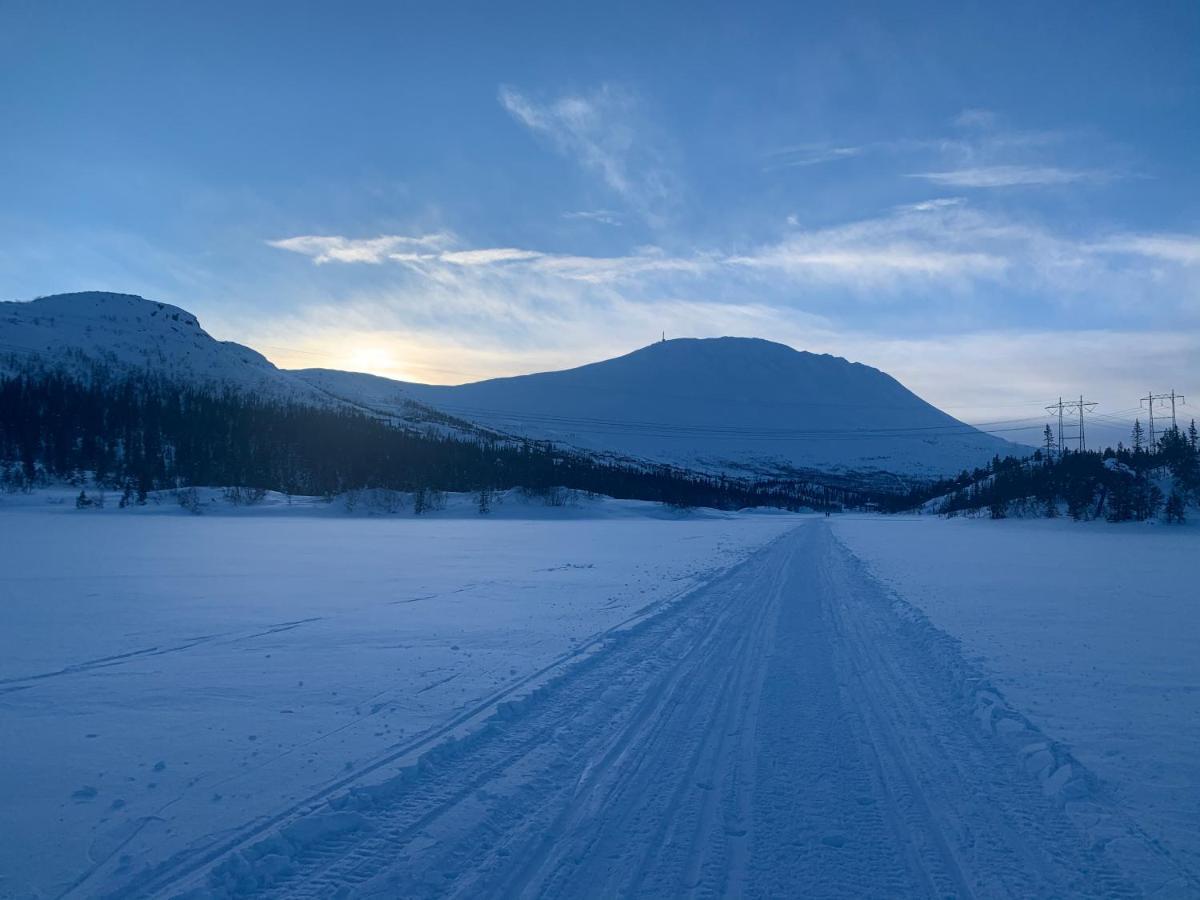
[834,514,1200,885]
[2,496,1197,897]
[0,495,796,898]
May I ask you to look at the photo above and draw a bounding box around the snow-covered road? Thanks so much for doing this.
[89,521,1189,899]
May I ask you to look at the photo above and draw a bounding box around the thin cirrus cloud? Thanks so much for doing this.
[1090,233,1200,265]
[439,248,545,266]
[908,165,1112,188]
[763,145,865,171]
[499,84,676,224]
[267,199,1198,306]
[563,209,624,226]
[767,112,1109,190]
[266,233,454,264]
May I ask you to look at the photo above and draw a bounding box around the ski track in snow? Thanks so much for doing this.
[82,522,1191,900]
[0,620,325,693]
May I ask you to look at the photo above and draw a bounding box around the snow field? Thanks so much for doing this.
[0,501,796,898]
[833,514,1200,890]
[115,521,1175,898]
[3,497,1196,898]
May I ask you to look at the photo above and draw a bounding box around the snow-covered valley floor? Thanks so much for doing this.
[1,502,1197,898]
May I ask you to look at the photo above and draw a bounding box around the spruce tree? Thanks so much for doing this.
[1042,425,1056,460]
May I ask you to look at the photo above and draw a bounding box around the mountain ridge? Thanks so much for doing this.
[2,291,1028,478]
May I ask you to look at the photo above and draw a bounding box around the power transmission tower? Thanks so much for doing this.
[1045,396,1097,455]
[1143,391,1187,450]
[1046,400,1065,460]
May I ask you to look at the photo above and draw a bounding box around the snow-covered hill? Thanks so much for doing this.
[300,339,1027,478]
[0,291,323,401]
[2,292,1028,479]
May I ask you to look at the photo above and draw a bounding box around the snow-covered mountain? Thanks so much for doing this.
[300,340,1026,479]
[2,292,1028,479]
[0,291,322,401]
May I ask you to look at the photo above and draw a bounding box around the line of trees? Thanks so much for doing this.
[932,419,1199,523]
[0,370,883,513]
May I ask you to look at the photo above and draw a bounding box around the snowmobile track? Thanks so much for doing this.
[101,521,1184,899]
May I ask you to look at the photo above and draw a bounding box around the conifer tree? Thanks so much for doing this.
[1043,424,1056,460]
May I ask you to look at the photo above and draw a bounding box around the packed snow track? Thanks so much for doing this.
[96,522,1188,899]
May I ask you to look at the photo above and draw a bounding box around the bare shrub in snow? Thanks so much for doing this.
[520,485,576,507]
[346,488,406,514]
[175,487,202,515]
[224,486,267,507]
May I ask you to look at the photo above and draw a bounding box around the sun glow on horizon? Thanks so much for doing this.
[345,344,398,377]
[252,331,580,386]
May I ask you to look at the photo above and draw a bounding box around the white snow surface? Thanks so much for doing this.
[0,494,796,899]
[3,500,1198,897]
[833,514,1200,888]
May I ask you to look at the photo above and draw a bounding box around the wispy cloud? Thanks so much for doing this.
[269,201,1199,307]
[729,216,1004,289]
[763,144,864,171]
[530,248,715,284]
[441,248,544,266]
[563,209,624,226]
[499,84,677,225]
[773,110,1117,194]
[269,233,712,284]
[266,233,453,264]
[909,165,1110,188]
[895,197,966,213]
[1090,233,1200,265]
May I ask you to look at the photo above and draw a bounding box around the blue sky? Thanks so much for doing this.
[2,1,1197,431]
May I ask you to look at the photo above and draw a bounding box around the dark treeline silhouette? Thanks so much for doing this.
[0,370,886,512]
[925,419,1199,523]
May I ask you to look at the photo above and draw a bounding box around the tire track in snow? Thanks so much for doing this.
[101,522,1171,898]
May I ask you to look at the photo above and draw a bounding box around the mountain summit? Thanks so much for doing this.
[301,336,1025,478]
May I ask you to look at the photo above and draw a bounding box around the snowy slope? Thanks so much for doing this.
[301,338,1028,478]
[0,291,325,401]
